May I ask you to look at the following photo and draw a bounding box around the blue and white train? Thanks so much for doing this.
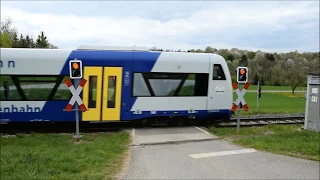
[0,45,233,123]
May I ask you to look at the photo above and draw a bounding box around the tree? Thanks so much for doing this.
[227,54,234,62]
[0,17,18,40]
[247,51,256,60]
[205,46,213,53]
[265,53,275,61]
[36,31,50,48]
[195,49,202,53]
[217,49,229,60]
[309,57,320,74]
[11,32,19,48]
[230,49,242,60]
[25,35,35,48]
[0,32,12,48]
[283,57,308,94]
[240,54,248,66]
[261,76,265,85]
[253,73,259,85]
[48,44,59,49]
[19,34,26,48]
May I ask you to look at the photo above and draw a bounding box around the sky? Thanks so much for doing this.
[1,0,319,53]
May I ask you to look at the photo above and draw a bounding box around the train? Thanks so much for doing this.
[0,45,233,124]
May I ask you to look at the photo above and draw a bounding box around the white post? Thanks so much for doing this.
[237,82,241,132]
[73,79,82,140]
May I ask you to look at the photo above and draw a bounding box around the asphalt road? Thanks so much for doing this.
[120,126,319,179]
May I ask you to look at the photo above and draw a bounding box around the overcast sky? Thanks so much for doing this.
[1,0,319,53]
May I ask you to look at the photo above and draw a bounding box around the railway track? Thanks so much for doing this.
[0,116,306,135]
[212,116,305,127]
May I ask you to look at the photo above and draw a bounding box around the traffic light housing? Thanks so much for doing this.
[236,67,248,83]
[69,59,83,79]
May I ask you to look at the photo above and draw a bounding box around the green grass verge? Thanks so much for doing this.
[234,92,306,115]
[0,132,130,180]
[209,124,320,161]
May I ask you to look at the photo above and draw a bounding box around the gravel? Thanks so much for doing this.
[237,113,305,119]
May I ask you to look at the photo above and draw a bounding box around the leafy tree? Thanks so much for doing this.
[253,73,259,85]
[283,57,309,94]
[261,76,265,85]
[227,54,234,62]
[195,49,202,53]
[240,54,248,66]
[227,61,235,77]
[230,49,242,60]
[217,49,229,60]
[0,17,18,40]
[205,46,213,53]
[247,51,256,60]
[265,53,275,61]
[0,32,12,47]
[273,80,281,86]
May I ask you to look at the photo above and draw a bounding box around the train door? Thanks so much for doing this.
[82,66,123,121]
[207,60,231,110]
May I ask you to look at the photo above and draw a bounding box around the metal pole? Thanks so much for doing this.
[256,81,259,114]
[73,79,83,139]
[237,82,241,132]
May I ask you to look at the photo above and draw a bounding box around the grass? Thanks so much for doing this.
[209,124,320,161]
[233,92,306,115]
[0,132,131,180]
[246,85,306,91]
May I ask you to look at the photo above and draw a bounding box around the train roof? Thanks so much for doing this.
[0,46,228,75]
[0,46,226,62]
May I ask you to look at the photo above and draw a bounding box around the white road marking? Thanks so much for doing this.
[189,148,257,159]
[132,128,135,138]
[194,126,212,136]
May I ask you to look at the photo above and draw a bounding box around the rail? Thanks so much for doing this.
[213,116,305,127]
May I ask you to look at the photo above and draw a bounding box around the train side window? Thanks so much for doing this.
[0,75,71,101]
[0,76,22,100]
[88,76,97,108]
[132,72,208,97]
[212,64,226,80]
[132,73,151,96]
[19,77,56,100]
[52,76,71,100]
[107,76,116,108]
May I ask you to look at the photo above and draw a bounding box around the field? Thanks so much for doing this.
[233,92,306,115]
[0,132,131,180]
[209,124,320,161]
[246,85,306,91]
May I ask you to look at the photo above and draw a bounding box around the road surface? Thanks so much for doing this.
[120,126,319,179]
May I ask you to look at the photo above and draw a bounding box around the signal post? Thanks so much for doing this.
[256,81,262,113]
[64,58,88,139]
[232,67,250,131]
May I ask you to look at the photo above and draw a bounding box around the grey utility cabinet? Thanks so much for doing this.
[304,74,320,132]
